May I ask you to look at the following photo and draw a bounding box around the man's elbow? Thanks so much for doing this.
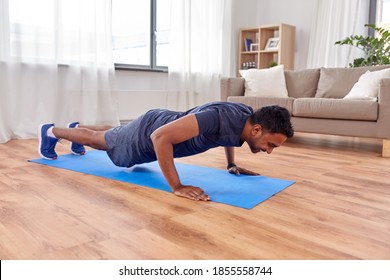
[150,130,160,144]
[151,129,167,146]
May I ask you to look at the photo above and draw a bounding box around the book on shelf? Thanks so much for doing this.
[244,38,252,52]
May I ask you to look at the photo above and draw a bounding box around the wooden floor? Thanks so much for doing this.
[0,133,389,260]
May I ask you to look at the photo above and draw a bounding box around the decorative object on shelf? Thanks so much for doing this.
[244,38,253,51]
[335,24,390,67]
[265,37,280,50]
[242,61,256,69]
[250,43,259,51]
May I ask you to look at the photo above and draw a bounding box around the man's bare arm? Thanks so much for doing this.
[151,114,210,201]
[224,146,235,167]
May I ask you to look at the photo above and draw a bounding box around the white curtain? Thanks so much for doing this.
[166,0,233,111]
[0,0,119,143]
[307,0,370,68]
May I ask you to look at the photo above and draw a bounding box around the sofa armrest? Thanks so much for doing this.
[220,77,245,101]
[377,78,390,138]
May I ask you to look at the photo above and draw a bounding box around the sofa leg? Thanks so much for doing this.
[383,139,390,158]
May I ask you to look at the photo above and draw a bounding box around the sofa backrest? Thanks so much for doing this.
[284,65,390,99]
[314,65,390,99]
[284,68,320,98]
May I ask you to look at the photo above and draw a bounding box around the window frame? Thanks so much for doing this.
[369,0,377,37]
[113,0,168,72]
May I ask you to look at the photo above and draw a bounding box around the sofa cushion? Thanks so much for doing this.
[227,96,294,114]
[284,68,320,98]
[239,65,288,98]
[293,98,378,121]
[344,68,390,99]
[315,65,390,99]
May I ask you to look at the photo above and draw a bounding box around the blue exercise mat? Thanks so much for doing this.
[29,150,294,209]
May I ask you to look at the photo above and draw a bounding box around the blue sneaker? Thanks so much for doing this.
[67,122,86,155]
[38,123,58,160]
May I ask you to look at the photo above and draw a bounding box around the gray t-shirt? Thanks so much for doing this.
[105,102,253,167]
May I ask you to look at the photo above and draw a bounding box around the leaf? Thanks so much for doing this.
[335,23,390,67]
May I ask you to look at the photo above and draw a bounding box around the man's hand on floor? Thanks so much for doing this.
[228,166,260,176]
[174,185,210,201]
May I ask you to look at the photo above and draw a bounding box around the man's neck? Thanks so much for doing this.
[240,119,252,142]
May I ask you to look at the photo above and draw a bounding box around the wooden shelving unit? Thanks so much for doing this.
[238,23,296,75]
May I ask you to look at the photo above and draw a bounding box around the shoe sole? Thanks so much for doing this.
[70,149,85,156]
[38,123,57,160]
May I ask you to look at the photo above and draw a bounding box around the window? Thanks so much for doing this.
[370,0,390,28]
[376,0,390,28]
[8,0,56,61]
[112,0,171,71]
[7,0,112,64]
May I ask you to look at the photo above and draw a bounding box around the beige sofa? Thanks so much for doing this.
[221,65,390,157]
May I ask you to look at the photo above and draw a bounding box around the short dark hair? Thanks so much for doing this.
[249,105,294,138]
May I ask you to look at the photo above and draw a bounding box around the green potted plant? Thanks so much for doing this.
[269,61,278,68]
[335,24,390,67]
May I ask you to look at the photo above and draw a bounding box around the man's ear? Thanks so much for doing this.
[251,124,263,135]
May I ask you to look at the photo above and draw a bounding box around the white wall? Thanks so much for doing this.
[255,0,317,70]
[231,0,259,73]
[113,0,318,120]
